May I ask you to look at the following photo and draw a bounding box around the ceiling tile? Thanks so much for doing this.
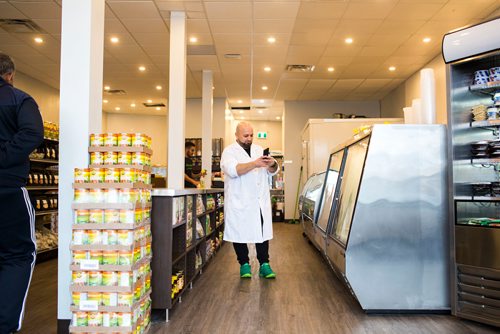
[293,19,339,33]
[187,55,220,71]
[254,2,300,20]
[121,19,168,33]
[204,2,252,19]
[253,46,288,62]
[0,2,27,19]
[213,33,251,45]
[210,20,251,34]
[187,19,210,34]
[132,32,169,46]
[329,79,364,92]
[432,0,498,20]
[367,33,412,47]
[0,33,23,46]
[108,1,161,19]
[215,44,251,57]
[376,20,426,35]
[343,1,398,20]
[286,46,324,64]
[254,19,295,34]
[105,19,129,34]
[32,18,61,35]
[334,19,383,35]
[290,31,332,46]
[339,63,379,79]
[357,46,398,57]
[297,2,348,19]
[358,79,393,90]
[324,45,362,58]
[10,1,61,19]
[386,3,445,20]
[253,33,292,46]
[275,78,307,100]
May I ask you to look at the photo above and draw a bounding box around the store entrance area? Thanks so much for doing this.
[22,224,497,334]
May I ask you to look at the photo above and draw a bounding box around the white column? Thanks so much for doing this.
[167,11,187,189]
[57,0,105,324]
[201,70,213,188]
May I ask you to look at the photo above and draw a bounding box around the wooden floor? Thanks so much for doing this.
[21,223,498,334]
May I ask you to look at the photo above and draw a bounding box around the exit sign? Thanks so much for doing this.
[257,131,267,139]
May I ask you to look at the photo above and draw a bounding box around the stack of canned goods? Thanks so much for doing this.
[72,225,151,247]
[74,208,150,225]
[71,262,151,288]
[73,188,152,204]
[89,151,152,167]
[90,133,152,149]
[75,167,151,184]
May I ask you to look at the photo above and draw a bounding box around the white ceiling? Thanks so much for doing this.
[0,0,499,121]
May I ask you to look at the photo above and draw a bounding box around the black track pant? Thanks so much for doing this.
[0,187,36,334]
[232,211,269,265]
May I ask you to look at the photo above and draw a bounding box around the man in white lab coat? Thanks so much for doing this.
[221,122,279,278]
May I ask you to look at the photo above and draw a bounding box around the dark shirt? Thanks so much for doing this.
[185,156,196,188]
[0,77,44,187]
[244,146,251,157]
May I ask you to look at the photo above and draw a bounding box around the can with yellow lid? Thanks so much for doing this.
[89,168,105,183]
[131,133,146,147]
[118,133,132,147]
[102,293,118,308]
[74,168,89,183]
[120,169,136,184]
[72,250,87,265]
[72,271,88,286]
[102,250,118,265]
[88,271,102,286]
[72,292,86,307]
[119,272,132,287]
[131,152,145,166]
[119,210,135,225]
[73,311,88,327]
[90,133,104,147]
[102,272,118,287]
[104,168,120,183]
[72,230,87,245]
[118,151,132,165]
[87,292,101,304]
[87,312,103,326]
[89,209,104,224]
[118,293,133,307]
[102,230,118,246]
[87,230,101,245]
[89,152,104,165]
[73,189,89,203]
[103,152,118,165]
[74,210,90,224]
[119,250,134,266]
[103,133,118,147]
[117,230,133,246]
[89,189,104,203]
[104,209,120,224]
[89,250,103,265]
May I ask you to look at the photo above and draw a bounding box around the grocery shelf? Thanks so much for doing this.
[172,220,186,229]
[72,201,151,210]
[70,275,150,294]
[72,219,150,230]
[35,210,58,216]
[88,164,152,172]
[70,255,151,273]
[72,182,152,189]
[172,253,185,266]
[469,81,500,95]
[30,158,58,164]
[455,196,500,201]
[70,237,151,252]
[26,186,58,191]
[197,208,215,217]
[70,289,151,313]
[469,120,500,128]
[89,146,153,155]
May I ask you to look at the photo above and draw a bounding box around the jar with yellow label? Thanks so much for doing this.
[104,209,120,224]
[74,168,89,183]
[102,293,118,308]
[102,250,118,265]
[73,311,88,327]
[72,292,86,307]
[134,209,143,224]
[102,230,118,246]
[133,247,141,263]
[118,151,132,165]
[118,293,133,307]
[90,151,104,165]
[102,271,118,287]
[145,275,151,291]
[104,168,120,183]
[72,271,88,286]
[89,168,105,183]
[119,271,132,287]
[119,250,134,266]
[72,250,87,265]
[88,312,103,327]
[74,210,90,224]
[90,133,104,147]
[74,189,89,203]
[87,230,101,245]
[89,189,104,203]
[88,271,102,286]
[105,188,119,203]
[87,292,102,305]
[89,250,103,265]
[117,230,133,246]
[89,209,104,224]
[103,133,118,147]
[72,230,88,245]
[146,242,151,257]
[120,168,136,184]
[102,311,119,327]
[131,133,146,147]
[131,152,145,166]
[118,133,132,147]
[119,210,135,225]
[103,152,118,165]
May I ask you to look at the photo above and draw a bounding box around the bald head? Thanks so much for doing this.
[235,121,253,150]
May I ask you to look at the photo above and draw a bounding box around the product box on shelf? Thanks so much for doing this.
[69,133,153,334]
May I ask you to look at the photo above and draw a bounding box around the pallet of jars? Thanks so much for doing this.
[73,185,152,210]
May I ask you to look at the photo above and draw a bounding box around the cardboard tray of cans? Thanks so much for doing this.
[72,182,152,190]
[69,320,151,333]
[71,236,152,252]
[70,273,151,294]
[72,218,151,231]
[89,146,153,155]
[70,254,152,272]
[72,202,151,210]
[89,164,152,173]
[70,288,151,313]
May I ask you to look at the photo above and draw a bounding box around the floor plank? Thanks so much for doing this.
[19,224,499,334]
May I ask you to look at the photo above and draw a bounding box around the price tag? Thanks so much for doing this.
[80,259,99,270]
[79,300,98,311]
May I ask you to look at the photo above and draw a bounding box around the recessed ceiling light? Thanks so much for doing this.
[345,37,353,44]
[237,100,243,104]
[156,85,162,90]
[423,37,431,43]
[104,85,110,90]
[138,66,146,72]
[130,103,136,107]
[258,110,263,114]
[103,99,108,103]
[264,66,271,72]
[156,107,161,111]
[115,107,120,111]
[261,86,268,91]
[267,36,276,44]
[212,86,215,90]
[110,37,119,44]
[260,99,265,103]
[34,37,43,44]
[239,110,244,114]
[241,116,245,120]
[389,66,396,71]
[189,36,198,43]
[147,99,153,103]
[276,116,281,120]
[327,67,335,72]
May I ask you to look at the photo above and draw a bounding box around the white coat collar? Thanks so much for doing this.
[233,141,258,158]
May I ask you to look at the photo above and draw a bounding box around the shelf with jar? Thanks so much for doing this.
[69,133,152,334]
[151,188,224,322]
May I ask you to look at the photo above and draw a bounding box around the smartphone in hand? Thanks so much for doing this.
[263,148,270,156]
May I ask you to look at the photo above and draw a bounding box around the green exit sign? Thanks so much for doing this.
[257,131,267,139]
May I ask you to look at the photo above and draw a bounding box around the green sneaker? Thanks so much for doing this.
[259,263,276,279]
[240,263,252,278]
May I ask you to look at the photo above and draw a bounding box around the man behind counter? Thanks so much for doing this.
[184,141,201,188]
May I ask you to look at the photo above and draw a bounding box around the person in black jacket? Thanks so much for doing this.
[0,52,44,333]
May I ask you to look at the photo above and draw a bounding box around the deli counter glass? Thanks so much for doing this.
[301,124,450,312]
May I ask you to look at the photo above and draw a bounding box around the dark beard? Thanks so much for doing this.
[237,140,251,150]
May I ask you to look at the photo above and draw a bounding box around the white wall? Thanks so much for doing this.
[105,113,168,165]
[283,100,380,219]
[14,71,60,123]
[381,55,447,124]
[186,97,226,139]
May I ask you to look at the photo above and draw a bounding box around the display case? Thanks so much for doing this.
[302,124,449,312]
[299,172,326,247]
[444,18,500,327]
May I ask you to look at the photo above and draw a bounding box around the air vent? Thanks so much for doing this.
[105,89,126,95]
[0,19,44,33]
[231,106,251,111]
[286,64,315,73]
[187,45,216,56]
[143,103,166,108]
[224,53,242,60]
[254,106,268,110]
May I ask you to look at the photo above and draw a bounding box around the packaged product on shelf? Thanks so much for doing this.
[117,230,133,246]
[196,219,204,239]
[120,169,137,183]
[72,271,88,286]
[104,168,120,183]
[71,292,86,307]
[118,151,132,165]
[118,293,133,307]
[119,250,134,266]
[135,208,143,224]
[87,291,101,304]
[74,168,89,183]
[104,151,118,165]
[88,271,103,286]
[89,168,105,183]
[103,209,119,224]
[72,230,88,245]
[196,195,205,214]
[102,230,118,246]
[102,311,119,327]
[102,272,118,287]
[73,311,88,327]
[89,209,104,224]
[72,250,87,264]
[120,209,135,224]
[119,271,132,287]
[131,152,146,166]
[88,188,104,203]
[89,250,103,264]
[132,133,147,147]
[146,242,151,256]
[105,188,119,203]
[74,189,89,204]
[88,312,103,326]
[117,312,132,327]
[87,229,101,245]
[90,151,104,165]
[90,134,104,147]
[118,133,132,147]
[104,133,118,147]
